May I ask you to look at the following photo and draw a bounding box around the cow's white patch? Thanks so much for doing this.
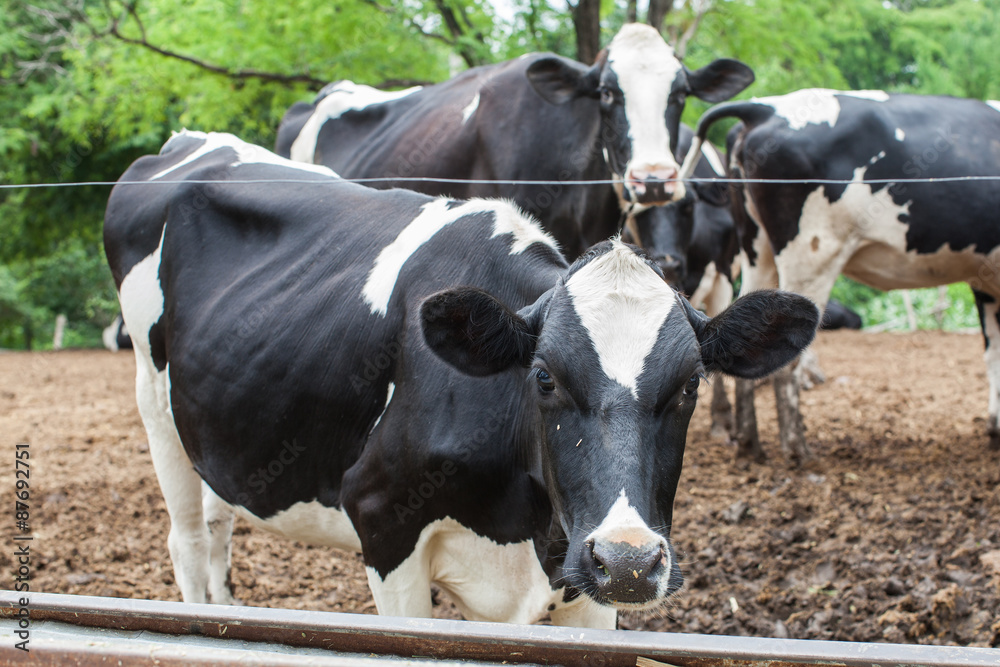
[895,127,906,141]
[363,199,556,316]
[607,24,683,178]
[490,201,560,255]
[369,382,395,435]
[289,82,422,163]
[234,500,362,552]
[701,143,727,176]
[755,89,889,131]
[567,240,676,399]
[588,489,659,545]
[987,101,1000,114]
[461,92,480,124]
[366,517,575,624]
[153,131,335,180]
[119,225,167,364]
[869,150,887,165]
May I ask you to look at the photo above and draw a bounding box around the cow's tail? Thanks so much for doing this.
[678,101,777,180]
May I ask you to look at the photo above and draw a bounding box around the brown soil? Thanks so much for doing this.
[1,330,998,646]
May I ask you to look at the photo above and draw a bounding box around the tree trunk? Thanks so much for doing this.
[571,0,601,64]
[647,0,672,34]
[626,0,637,23]
[53,314,67,350]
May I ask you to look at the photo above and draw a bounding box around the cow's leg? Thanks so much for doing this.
[697,269,736,440]
[974,289,1000,450]
[772,235,853,464]
[549,596,617,629]
[733,378,763,463]
[135,360,210,603]
[771,365,808,463]
[734,246,778,464]
[202,483,237,605]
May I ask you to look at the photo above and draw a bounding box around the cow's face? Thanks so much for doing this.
[422,241,818,611]
[629,180,729,288]
[526,24,754,207]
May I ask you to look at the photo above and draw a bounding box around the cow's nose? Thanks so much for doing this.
[626,165,680,203]
[654,255,684,286]
[585,536,668,604]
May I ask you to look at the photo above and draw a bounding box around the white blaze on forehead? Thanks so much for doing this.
[290,81,422,162]
[363,199,557,316]
[588,489,663,549]
[567,241,676,399]
[461,92,480,124]
[152,130,336,180]
[607,24,683,172]
[754,88,890,131]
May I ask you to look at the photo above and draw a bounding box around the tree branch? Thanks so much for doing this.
[674,0,713,59]
[647,0,672,34]
[105,3,329,86]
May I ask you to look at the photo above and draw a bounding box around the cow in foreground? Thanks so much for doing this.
[275,23,752,279]
[683,90,1000,462]
[105,131,817,626]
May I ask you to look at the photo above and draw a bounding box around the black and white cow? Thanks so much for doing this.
[105,131,817,625]
[683,89,1000,462]
[275,23,753,271]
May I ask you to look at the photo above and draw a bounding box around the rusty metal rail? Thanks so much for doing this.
[0,592,996,667]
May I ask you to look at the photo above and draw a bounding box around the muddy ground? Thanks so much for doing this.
[1,330,998,646]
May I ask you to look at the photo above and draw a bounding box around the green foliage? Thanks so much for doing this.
[830,277,979,331]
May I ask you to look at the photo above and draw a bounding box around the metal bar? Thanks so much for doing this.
[1,592,996,667]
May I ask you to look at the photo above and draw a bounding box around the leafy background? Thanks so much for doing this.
[2,0,997,348]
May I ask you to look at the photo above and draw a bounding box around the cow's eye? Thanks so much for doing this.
[683,375,700,396]
[599,87,615,106]
[536,369,556,393]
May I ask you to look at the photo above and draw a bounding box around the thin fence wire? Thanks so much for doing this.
[3,174,1000,190]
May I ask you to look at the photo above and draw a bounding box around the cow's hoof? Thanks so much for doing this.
[989,431,1000,451]
[710,422,732,441]
[733,438,766,466]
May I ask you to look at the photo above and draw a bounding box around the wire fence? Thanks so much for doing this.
[3,174,1000,190]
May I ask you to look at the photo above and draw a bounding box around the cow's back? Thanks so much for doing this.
[277,61,618,259]
[106,132,565,520]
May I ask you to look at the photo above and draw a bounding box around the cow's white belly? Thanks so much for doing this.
[233,500,363,552]
[844,241,988,292]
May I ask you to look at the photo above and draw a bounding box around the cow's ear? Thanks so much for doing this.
[422,287,537,376]
[526,53,603,105]
[685,59,755,103]
[692,290,819,379]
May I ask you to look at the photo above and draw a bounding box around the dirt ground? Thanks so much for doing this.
[1,330,998,647]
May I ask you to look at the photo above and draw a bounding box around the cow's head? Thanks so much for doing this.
[526,24,753,207]
[422,241,817,610]
[628,179,729,288]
